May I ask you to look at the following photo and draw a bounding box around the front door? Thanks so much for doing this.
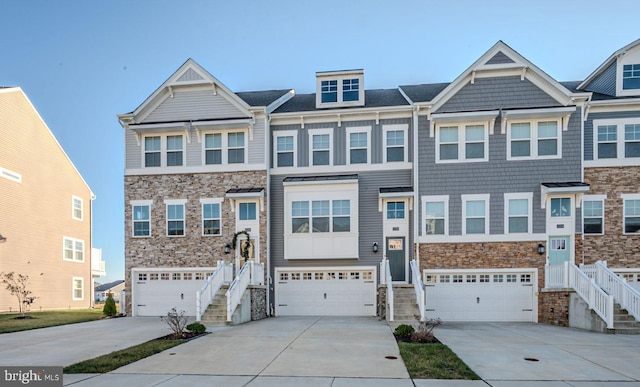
[548,236,570,265]
[387,237,406,282]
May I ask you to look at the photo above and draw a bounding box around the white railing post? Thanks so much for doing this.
[409,260,425,321]
[563,261,570,288]
[606,294,615,329]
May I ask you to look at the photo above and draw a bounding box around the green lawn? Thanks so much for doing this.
[0,309,103,334]
[398,342,480,380]
[64,339,183,373]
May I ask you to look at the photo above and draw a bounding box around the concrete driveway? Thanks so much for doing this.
[435,322,640,386]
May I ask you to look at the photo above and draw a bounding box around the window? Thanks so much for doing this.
[132,203,151,237]
[166,135,183,166]
[291,199,350,233]
[623,64,640,90]
[625,124,640,157]
[384,126,407,162]
[239,202,257,221]
[423,195,448,235]
[72,196,83,220]
[623,196,640,234]
[550,198,571,217]
[386,202,405,219]
[276,135,295,167]
[462,194,489,235]
[204,133,222,165]
[508,120,560,159]
[436,124,487,162]
[583,196,605,235]
[310,130,332,166]
[144,136,161,167]
[504,193,532,234]
[166,202,185,236]
[202,202,221,236]
[63,237,84,262]
[321,80,338,103]
[203,131,247,165]
[348,129,369,164]
[342,79,359,101]
[72,277,84,300]
[597,125,617,159]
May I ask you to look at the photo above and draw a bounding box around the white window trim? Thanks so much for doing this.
[592,118,640,162]
[435,122,489,163]
[617,59,640,97]
[346,126,371,165]
[142,133,185,168]
[0,166,22,183]
[621,193,640,235]
[72,195,83,221]
[237,200,259,222]
[506,119,562,160]
[462,194,490,235]
[131,199,153,238]
[383,124,408,163]
[63,236,85,263]
[503,192,533,234]
[165,199,187,237]
[201,129,249,166]
[308,128,333,167]
[273,130,298,168]
[583,194,607,236]
[200,198,224,237]
[422,195,449,236]
[72,277,84,301]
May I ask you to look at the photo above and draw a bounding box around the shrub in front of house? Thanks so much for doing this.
[186,322,206,334]
[102,293,117,317]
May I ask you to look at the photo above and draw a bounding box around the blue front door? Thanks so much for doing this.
[387,237,406,282]
[548,236,571,265]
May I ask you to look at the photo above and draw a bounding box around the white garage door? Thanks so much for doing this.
[424,269,537,322]
[132,269,214,317]
[275,267,376,316]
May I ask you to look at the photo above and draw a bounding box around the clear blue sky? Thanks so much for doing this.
[2,0,639,283]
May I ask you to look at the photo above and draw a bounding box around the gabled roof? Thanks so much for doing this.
[578,38,640,91]
[414,41,587,111]
[236,90,294,107]
[95,280,125,292]
[272,88,409,114]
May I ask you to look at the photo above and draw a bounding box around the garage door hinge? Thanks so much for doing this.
[522,309,533,311]
[278,304,287,306]
[278,282,288,284]
[522,284,533,287]
[364,304,374,306]
[426,309,435,311]
[425,284,435,287]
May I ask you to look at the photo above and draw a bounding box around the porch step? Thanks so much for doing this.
[201,285,230,326]
[389,285,420,327]
[610,304,640,334]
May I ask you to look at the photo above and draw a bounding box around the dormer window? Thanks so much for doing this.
[316,70,365,108]
[623,64,640,90]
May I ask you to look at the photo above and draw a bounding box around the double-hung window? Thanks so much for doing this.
[204,133,222,165]
[144,134,183,167]
[592,120,640,162]
[625,124,640,157]
[422,195,448,235]
[623,64,640,90]
[63,237,84,262]
[436,124,487,162]
[166,200,186,236]
[342,79,359,101]
[132,202,151,237]
[347,128,369,164]
[332,200,351,232]
[310,130,332,166]
[144,136,161,167]
[462,194,489,235]
[508,120,560,159]
[275,135,295,167]
[228,132,245,164]
[72,196,83,220]
[384,125,407,162]
[583,195,605,235]
[504,193,532,234]
[166,135,183,166]
[203,131,247,165]
[291,199,350,233]
[201,199,222,236]
[321,80,338,103]
[597,125,617,159]
[292,201,309,233]
[622,194,640,234]
[72,277,84,300]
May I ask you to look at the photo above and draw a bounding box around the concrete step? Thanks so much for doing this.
[609,327,640,335]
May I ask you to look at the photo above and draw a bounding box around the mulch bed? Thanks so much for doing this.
[156,332,208,341]
[394,333,441,344]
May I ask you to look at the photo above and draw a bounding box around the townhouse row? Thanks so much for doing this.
[118,39,640,325]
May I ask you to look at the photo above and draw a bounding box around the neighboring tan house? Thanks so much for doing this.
[95,280,125,302]
[0,87,102,312]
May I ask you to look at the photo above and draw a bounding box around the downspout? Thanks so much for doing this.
[412,105,420,273]
[265,110,272,316]
[90,193,95,308]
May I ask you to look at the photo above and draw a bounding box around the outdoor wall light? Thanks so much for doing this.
[372,242,379,253]
[537,243,545,255]
[223,244,231,254]
[0,234,6,243]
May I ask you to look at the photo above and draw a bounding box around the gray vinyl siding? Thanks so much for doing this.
[485,51,515,65]
[271,118,412,168]
[269,169,413,274]
[418,111,583,235]
[439,77,561,113]
[125,129,141,169]
[143,89,248,123]
[249,119,266,164]
[186,136,201,166]
[584,63,616,96]
[584,110,640,160]
[177,68,205,82]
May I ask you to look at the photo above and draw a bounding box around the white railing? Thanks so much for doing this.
[410,259,425,321]
[569,262,614,328]
[381,258,394,322]
[226,259,264,322]
[196,261,231,322]
[545,263,568,288]
[592,261,640,322]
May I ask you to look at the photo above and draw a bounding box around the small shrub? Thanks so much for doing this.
[161,308,188,339]
[186,322,206,334]
[102,293,117,317]
[394,324,415,337]
[412,315,442,342]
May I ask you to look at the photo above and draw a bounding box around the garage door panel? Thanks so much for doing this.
[134,270,213,317]
[425,270,536,322]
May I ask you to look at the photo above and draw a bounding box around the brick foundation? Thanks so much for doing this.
[539,290,572,326]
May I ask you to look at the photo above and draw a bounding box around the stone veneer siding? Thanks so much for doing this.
[124,171,268,315]
[539,290,571,326]
[583,166,640,267]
